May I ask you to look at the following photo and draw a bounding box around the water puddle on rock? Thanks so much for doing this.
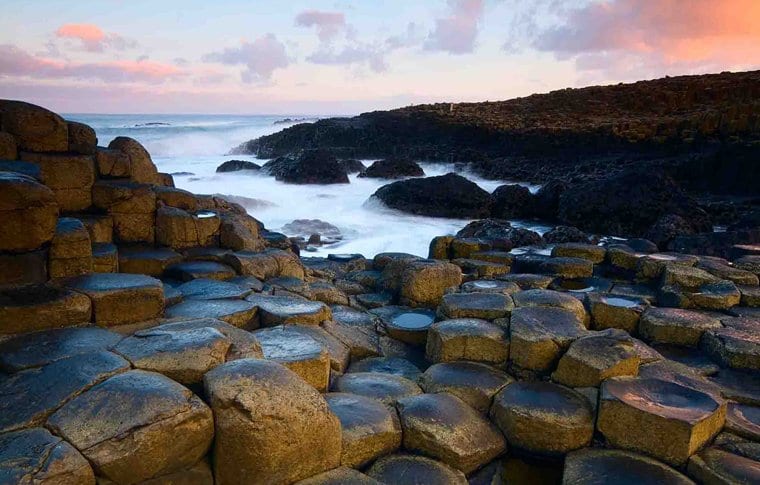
[391,312,435,330]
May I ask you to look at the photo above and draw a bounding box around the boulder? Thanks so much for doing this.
[247,293,331,326]
[332,372,422,406]
[95,147,131,178]
[552,330,641,387]
[204,359,341,484]
[49,217,93,278]
[0,427,95,485]
[639,307,722,346]
[118,246,183,276]
[490,184,534,219]
[508,306,587,372]
[396,393,506,473]
[346,356,421,382]
[688,447,760,485]
[0,284,91,336]
[164,299,258,329]
[391,259,463,308]
[0,131,17,159]
[64,273,164,326]
[0,172,58,253]
[457,219,544,249]
[66,121,97,154]
[0,100,68,152]
[586,293,647,333]
[372,173,492,218]
[366,454,467,485]
[264,149,349,184]
[563,448,695,485]
[597,376,726,466]
[646,213,698,249]
[438,292,514,320]
[557,170,711,237]
[339,158,367,174]
[219,212,264,251]
[92,181,157,243]
[358,158,424,179]
[532,179,567,219]
[419,361,513,413]
[543,225,590,244]
[254,325,331,390]
[325,392,402,468]
[216,159,261,172]
[48,370,213,484]
[108,136,160,184]
[490,381,594,456]
[426,318,509,366]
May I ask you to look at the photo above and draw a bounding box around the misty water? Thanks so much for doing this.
[69,114,550,258]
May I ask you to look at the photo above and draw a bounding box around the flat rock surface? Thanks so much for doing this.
[420,361,514,413]
[366,454,467,485]
[164,299,257,329]
[564,448,694,485]
[346,356,422,382]
[332,372,422,406]
[177,278,252,300]
[246,293,331,325]
[438,292,514,320]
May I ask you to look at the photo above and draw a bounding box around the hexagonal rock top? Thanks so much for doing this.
[366,454,467,485]
[46,370,213,484]
[0,427,95,484]
[438,292,514,320]
[512,289,588,326]
[639,307,722,347]
[490,381,594,456]
[687,447,760,484]
[0,171,58,253]
[597,376,727,466]
[552,330,641,388]
[346,356,422,382]
[0,284,91,336]
[64,273,164,326]
[563,448,695,484]
[508,306,588,372]
[254,325,331,391]
[420,361,514,414]
[396,393,506,473]
[246,293,331,326]
[203,359,341,484]
[332,372,422,407]
[425,318,509,366]
[324,392,402,469]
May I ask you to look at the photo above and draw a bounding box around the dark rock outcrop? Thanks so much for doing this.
[216,160,261,172]
[557,170,711,237]
[456,219,544,248]
[372,173,491,218]
[263,149,349,184]
[358,158,424,179]
[491,184,534,219]
[339,159,366,174]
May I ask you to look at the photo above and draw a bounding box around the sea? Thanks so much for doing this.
[66,113,550,258]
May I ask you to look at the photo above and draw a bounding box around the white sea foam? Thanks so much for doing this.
[69,113,548,258]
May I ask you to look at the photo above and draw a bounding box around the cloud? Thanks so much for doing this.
[295,10,347,42]
[202,34,289,83]
[425,0,484,54]
[530,0,760,77]
[307,45,387,72]
[0,44,184,83]
[55,23,137,52]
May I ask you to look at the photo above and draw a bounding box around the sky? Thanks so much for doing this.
[1,0,758,114]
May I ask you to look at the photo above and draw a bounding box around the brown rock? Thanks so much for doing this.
[64,273,164,326]
[509,306,587,372]
[0,250,49,289]
[563,448,695,484]
[0,284,91,336]
[0,172,58,252]
[67,121,97,154]
[332,372,423,406]
[0,131,17,159]
[552,330,641,387]
[397,259,462,307]
[108,136,159,184]
[366,454,467,485]
[420,361,513,413]
[687,447,760,485]
[49,218,93,279]
[204,359,341,484]
[95,147,131,178]
[0,100,68,152]
[254,325,331,391]
[19,151,95,211]
[426,318,509,366]
[296,467,382,485]
[640,307,722,346]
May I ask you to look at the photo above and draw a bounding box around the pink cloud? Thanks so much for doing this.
[0,44,184,83]
[534,0,760,76]
[425,0,484,54]
[202,34,289,83]
[295,10,346,42]
[55,23,137,52]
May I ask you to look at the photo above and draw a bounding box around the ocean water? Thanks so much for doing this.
[67,113,549,258]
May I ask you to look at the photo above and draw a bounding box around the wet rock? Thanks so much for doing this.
[358,158,424,179]
[164,299,258,329]
[710,368,760,406]
[0,100,68,152]
[92,181,157,243]
[508,306,587,372]
[490,381,594,456]
[0,285,91,336]
[490,184,533,219]
[246,293,331,326]
[49,218,93,278]
[346,356,421,382]
[0,427,95,485]
[0,327,122,372]
[552,330,640,387]
[460,279,520,295]
[91,242,118,273]
[113,326,231,385]
[586,293,648,333]
[636,252,699,280]
[296,467,381,485]
[0,351,129,433]
[224,249,304,280]
[254,325,331,390]
[426,318,509,366]
[397,393,506,473]
[498,273,554,289]
[395,259,463,308]
[46,370,212,483]
[216,159,261,172]
[95,147,131,178]
[652,343,720,376]
[552,243,606,264]
[640,307,722,346]
[64,273,164,327]
[598,376,726,466]
[338,158,367,174]
[177,277,251,300]
[438,292,513,320]
[429,235,455,259]
[265,149,349,184]
[108,136,160,184]
[372,173,492,218]
[373,307,435,345]
[739,285,760,306]
[323,307,381,361]
[726,402,760,442]
[204,359,341,484]
[325,392,402,468]
[701,319,760,370]
[713,432,760,463]
[0,172,58,253]
[687,447,760,484]
[660,279,742,310]
[450,238,492,259]
[219,212,264,251]
[563,448,694,485]
[332,372,422,406]
[366,454,467,485]
[646,213,697,249]
[164,261,236,281]
[470,250,515,266]
[420,361,513,413]
[543,225,590,244]
[539,256,594,278]
[282,219,342,244]
[118,246,183,276]
[698,258,759,286]
[457,219,544,249]
[452,258,509,278]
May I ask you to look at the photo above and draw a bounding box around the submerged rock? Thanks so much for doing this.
[358,158,424,179]
[216,159,261,172]
[263,149,349,184]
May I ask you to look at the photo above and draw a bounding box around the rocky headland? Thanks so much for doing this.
[0,88,759,485]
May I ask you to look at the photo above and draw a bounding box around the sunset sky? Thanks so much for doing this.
[1,0,758,114]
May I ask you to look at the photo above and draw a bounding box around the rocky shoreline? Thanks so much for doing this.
[1,98,759,484]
